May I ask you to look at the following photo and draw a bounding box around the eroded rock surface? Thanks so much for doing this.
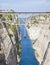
[0,22,17,65]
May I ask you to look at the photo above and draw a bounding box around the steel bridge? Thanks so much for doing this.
[0,12,50,14]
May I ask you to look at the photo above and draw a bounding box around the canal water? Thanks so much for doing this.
[19,18,39,65]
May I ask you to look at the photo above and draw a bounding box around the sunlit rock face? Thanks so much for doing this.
[33,29,50,64]
[43,47,50,65]
[25,14,50,65]
[0,23,17,65]
[27,25,50,65]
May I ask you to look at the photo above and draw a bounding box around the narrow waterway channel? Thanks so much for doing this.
[19,18,39,65]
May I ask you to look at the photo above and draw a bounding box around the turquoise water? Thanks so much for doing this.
[19,18,39,65]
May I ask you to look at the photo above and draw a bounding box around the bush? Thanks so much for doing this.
[17,43,21,57]
[0,14,3,18]
[5,14,13,20]
[9,34,13,38]
[27,25,30,29]
[11,25,16,32]
[34,20,39,23]
[49,25,50,29]
[6,23,11,28]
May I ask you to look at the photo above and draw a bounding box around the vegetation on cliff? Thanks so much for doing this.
[0,11,21,64]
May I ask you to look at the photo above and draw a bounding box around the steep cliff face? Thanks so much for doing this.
[33,28,50,64]
[0,22,17,65]
[0,35,7,65]
[0,13,21,65]
[25,13,50,65]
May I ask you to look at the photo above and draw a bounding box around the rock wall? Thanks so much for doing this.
[0,23,17,65]
[25,14,50,65]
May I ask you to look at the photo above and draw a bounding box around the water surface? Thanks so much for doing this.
[19,18,39,65]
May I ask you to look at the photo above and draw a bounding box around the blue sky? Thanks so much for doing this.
[0,0,50,12]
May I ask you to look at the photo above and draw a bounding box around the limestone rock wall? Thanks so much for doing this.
[25,14,50,65]
[0,23,17,65]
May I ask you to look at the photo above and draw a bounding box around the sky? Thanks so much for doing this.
[0,0,50,12]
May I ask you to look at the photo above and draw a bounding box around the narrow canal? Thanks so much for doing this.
[19,18,39,65]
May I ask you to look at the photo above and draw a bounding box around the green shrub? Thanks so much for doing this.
[5,14,13,20]
[49,25,50,29]
[7,14,13,20]
[0,14,3,18]
[27,25,30,29]
[6,23,11,28]
[11,25,16,32]
[34,20,39,23]
[9,34,13,38]
[17,43,21,56]
[16,19,18,24]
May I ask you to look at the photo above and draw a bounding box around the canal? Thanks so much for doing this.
[19,18,39,65]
